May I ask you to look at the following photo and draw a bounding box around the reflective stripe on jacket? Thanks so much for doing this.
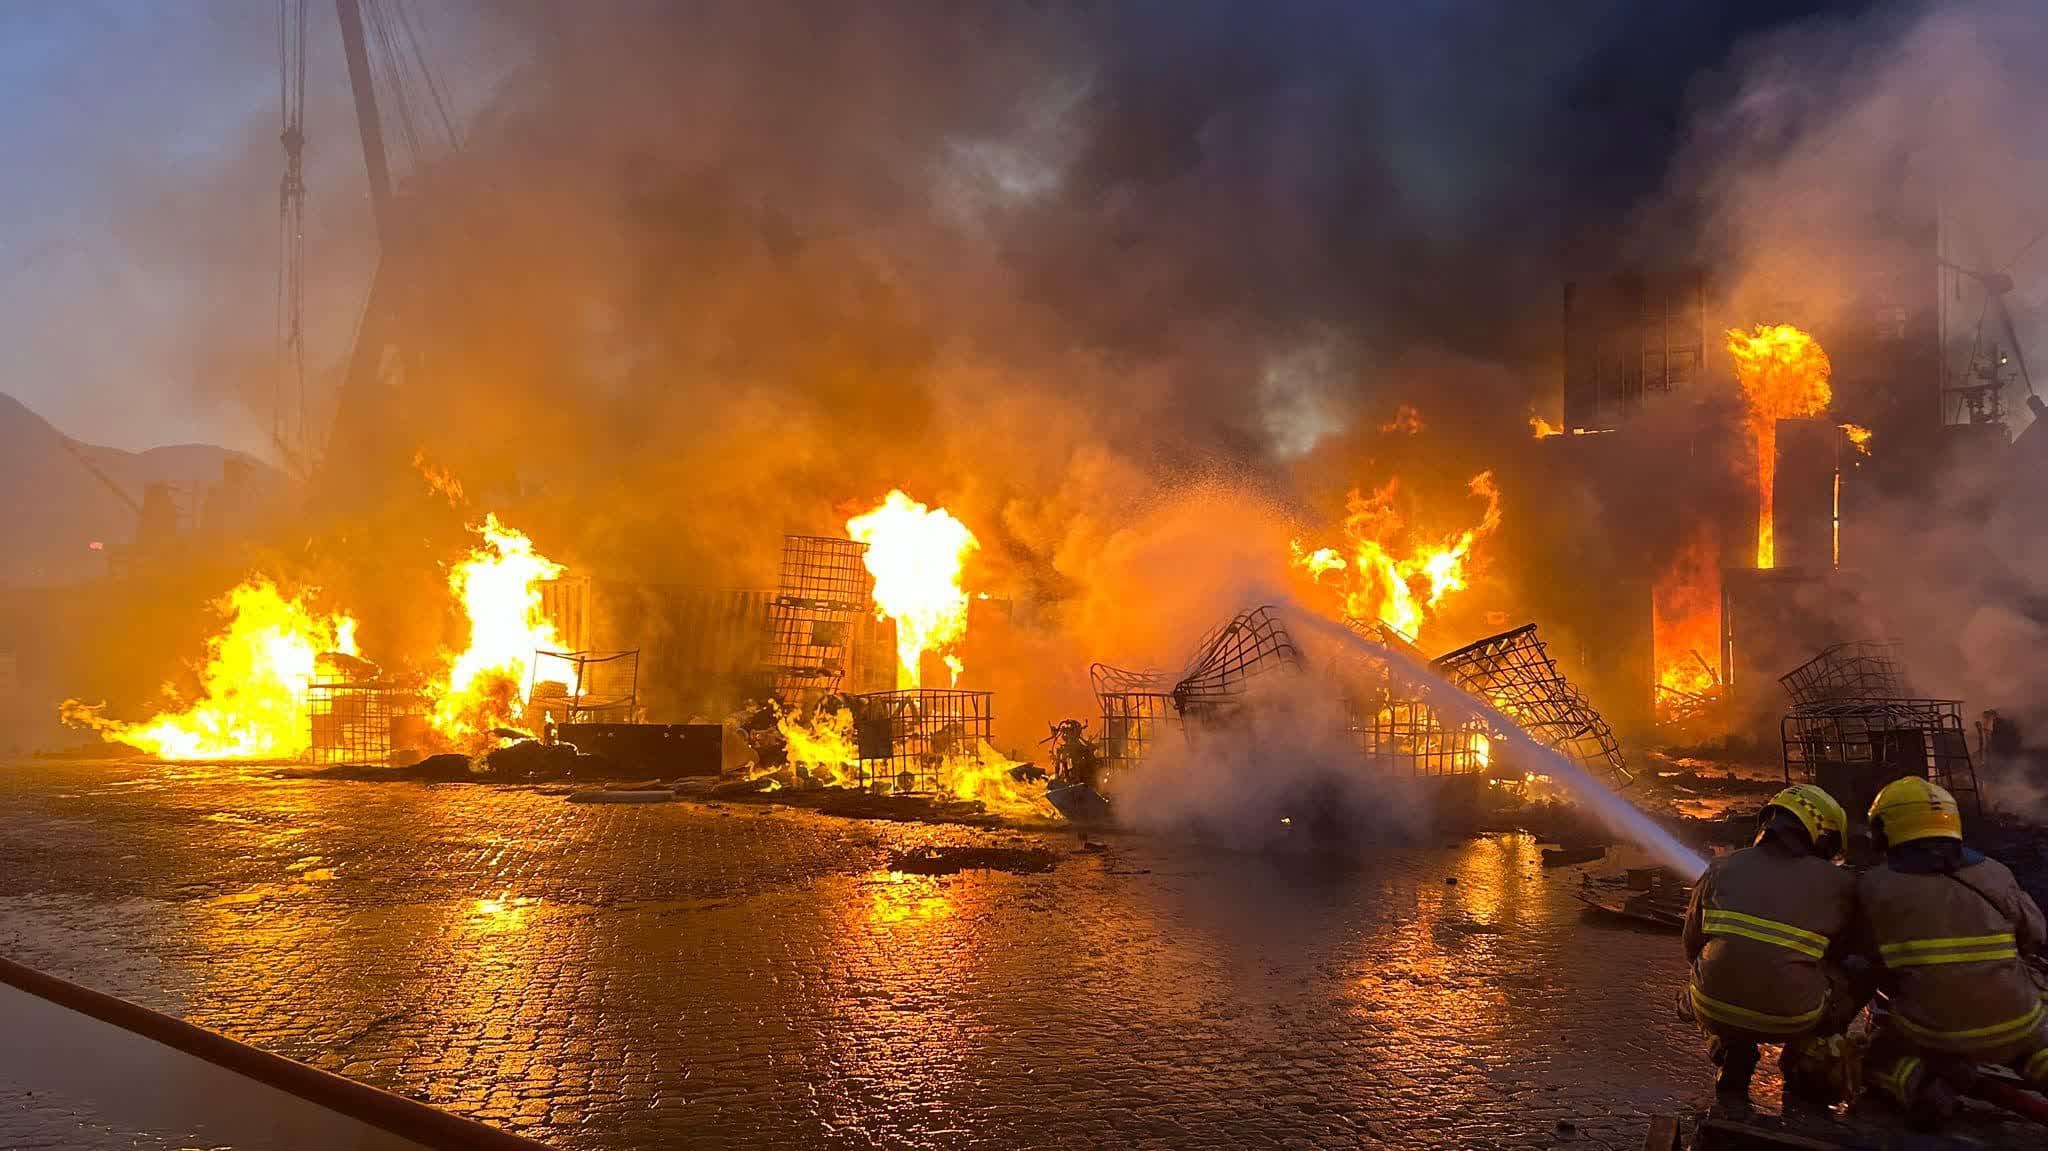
[1683,843,1855,1038]
[1858,857,2048,1059]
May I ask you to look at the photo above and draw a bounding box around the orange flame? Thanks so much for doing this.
[60,576,357,760]
[1530,416,1563,438]
[1653,527,1721,723]
[1381,404,1424,435]
[1840,423,1873,455]
[429,513,565,742]
[846,490,979,689]
[777,703,863,787]
[1291,471,1501,639]
[1727,324,1832,569]
[411,449,468,508]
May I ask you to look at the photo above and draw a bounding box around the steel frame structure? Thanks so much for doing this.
[1170,605,1304,719]
[1782,698,1980,814]
[849,688,994,793]
[1346,696,1491,778]
[1431,624,1632,788]
[1779,640,1908,708]
[307,655,425,767]
[762,535,871,701]
[1090,663,1178,774]
[530,649,640,724]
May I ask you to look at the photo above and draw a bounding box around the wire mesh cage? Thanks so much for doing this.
[763,535,873,700]
[776,535,872,610]
[1779,640,1908,708]
[1171,605,1304,718]
[530,649,640,723]
[1089,664,1179,773]
[1782,699,1979,815]
[307,653,426,766]
[849,688,994,792]
[1347,696,1492,777]
[1431,623,1632,788]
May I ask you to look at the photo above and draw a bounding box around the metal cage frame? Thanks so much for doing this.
[1170,605,1304,718]
[762,535,872,701]
[307,656,426,767]
[1779,640,1909,709]
[1431,623,1632,789]
[530,649,640,724]
[1782,698,1980,813]
[849,688,994,793]
[1346,695,1492,778]
[1090,664,1179,774]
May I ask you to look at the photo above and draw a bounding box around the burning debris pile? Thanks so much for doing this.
[60,492,592,765]
[738,494,1053,820]
[60,576,360,761]
[1779,640,1980,821]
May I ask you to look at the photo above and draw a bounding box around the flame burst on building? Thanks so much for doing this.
[1726,324,1833,570]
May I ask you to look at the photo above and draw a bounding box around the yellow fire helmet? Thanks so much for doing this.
[1763,783,1848,854]
[1868,776,1963,847]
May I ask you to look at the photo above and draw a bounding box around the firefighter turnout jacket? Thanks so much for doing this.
[1684,842,1856,1039]
[1858,856,2048,1062]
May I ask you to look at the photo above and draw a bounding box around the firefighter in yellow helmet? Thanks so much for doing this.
[1681,783,1862,1100]
[1858,776,2048,1124]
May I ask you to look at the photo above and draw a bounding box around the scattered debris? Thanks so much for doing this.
[1541,844,1606,868]
[1574,868,1688,930]
[886,845,1058,875]
[566,789,674,804]
[483,738,589,778]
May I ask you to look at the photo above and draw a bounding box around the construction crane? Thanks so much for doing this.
[287,0,461,506]
[56,438,179,551]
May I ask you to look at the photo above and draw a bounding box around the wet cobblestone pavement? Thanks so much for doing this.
[0,758,1989,1149]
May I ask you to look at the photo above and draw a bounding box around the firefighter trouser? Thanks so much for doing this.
[1679,963,1864,1048]
[1865,997,2048,1109]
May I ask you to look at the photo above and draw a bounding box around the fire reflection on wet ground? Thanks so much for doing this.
[0,758,1716,1148]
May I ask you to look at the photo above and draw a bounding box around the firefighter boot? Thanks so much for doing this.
[1710,1036,1760,1099]
[1779,1034,1850,1105]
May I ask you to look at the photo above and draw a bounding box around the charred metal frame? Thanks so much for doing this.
[307,655,425,767]
[1431,624,1633,789]
[529,649,640,724]
[763,535,872,701]
[1782,699,1980,813]
[1779,640,1908,707]
[850,688,993,793]
[1090,663,1178,773]
[1347,697,1491,777]
[1170,605,1304,719]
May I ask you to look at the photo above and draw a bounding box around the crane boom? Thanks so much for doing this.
[57,438,142,516]
[335,0,395,244]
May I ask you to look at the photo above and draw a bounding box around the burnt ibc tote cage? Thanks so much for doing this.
[762,535,872,702]
[307,652,426,766]
[850,688,994,793]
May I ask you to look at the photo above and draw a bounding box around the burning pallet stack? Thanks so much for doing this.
[1779,640,1979,820]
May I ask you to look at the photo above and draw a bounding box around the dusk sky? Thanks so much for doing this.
[0,1,508,456]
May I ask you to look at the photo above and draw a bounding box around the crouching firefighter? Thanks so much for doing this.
[1858,777,2048,1124]
[1682,784,1862,1100]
